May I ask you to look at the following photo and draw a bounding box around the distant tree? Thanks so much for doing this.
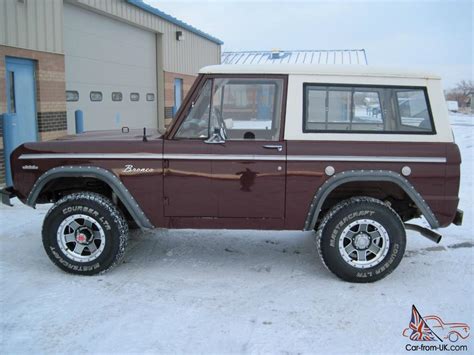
[445,80,473,107]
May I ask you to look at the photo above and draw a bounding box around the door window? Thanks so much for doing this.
[175,79,212,139]
[210,78,284,140]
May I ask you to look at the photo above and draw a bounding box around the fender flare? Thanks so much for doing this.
[27,166,154,229]
[304,170,439,231]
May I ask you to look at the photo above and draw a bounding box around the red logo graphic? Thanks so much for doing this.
[402,305,470,343]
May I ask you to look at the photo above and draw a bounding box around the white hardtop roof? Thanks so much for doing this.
[199,64,441,80]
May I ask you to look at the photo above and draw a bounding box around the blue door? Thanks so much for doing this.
[173,78,183,117]
[3,57,37,186]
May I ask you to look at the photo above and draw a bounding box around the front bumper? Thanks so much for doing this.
[1,187,16,207]
[453,209,464,226]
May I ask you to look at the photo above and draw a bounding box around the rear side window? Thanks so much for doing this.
[303,84,434,134]
[395,90,433,131]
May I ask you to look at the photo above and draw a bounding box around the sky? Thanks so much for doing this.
[146,0,473,89]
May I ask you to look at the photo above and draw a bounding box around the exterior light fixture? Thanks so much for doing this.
[176,31,184,41]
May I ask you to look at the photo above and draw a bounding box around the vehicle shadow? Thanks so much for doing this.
[123,228,331,279]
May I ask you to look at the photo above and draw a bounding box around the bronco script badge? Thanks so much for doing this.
[122,164,154,173]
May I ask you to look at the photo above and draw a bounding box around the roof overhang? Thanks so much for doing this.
[126,0,223,45]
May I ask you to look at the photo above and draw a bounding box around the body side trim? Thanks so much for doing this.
[27,166,154,229]
[304,170,440,231]
[287,155,446,163]
[20,153,163,160]
[19,153,446,163]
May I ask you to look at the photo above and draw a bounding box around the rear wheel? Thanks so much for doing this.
[316,196,406,283]
[42,192,128,275]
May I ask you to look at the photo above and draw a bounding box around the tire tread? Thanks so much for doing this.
[42,192,129,275]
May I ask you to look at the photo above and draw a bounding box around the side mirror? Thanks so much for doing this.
[204,127,226,144]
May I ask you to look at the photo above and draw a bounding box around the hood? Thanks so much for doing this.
[14,128,164,158]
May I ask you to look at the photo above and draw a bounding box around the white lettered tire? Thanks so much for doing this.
[42,192,129,275]
[316,197,406,283]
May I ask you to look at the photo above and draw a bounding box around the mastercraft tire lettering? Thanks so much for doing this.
[42,192,129,275]
[316,197,406,283]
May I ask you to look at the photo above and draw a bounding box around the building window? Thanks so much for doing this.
[90,91,103,102]
[8,71,16,113]
[112,92,123,102]
[146,93,155,101]
[130,93,140,102]
[303,84,434,133]
[66,90,79,102]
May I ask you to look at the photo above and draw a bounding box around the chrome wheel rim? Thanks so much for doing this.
[57,214,106,262]
[338,219,390,269]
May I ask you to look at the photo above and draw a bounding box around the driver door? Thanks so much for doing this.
[209,76,287,219]
[163,79,217,217]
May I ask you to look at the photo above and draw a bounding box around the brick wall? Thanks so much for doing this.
[0,45,66,186]
[164,71,197,127]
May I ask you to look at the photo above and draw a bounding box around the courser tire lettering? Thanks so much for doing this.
[42,192,129,275]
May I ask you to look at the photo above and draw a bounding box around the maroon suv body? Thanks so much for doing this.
[2,65,463,282]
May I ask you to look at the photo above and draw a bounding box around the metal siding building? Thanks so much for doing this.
[0,0,222,186]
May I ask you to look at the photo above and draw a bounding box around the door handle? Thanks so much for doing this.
[263,144,283,152]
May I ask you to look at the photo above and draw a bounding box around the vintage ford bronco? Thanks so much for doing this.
[1,65,463,282]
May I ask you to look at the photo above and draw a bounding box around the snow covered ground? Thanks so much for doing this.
[1,115,473,354]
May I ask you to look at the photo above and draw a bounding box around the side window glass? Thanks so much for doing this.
[353,91,384,130]
[395,90,433,131]
[305,87,385,132]
[304,85,434,133]
[211,78,284,140]
[305,88,326,130]
[327,90,351,129]
[175,80,212,139]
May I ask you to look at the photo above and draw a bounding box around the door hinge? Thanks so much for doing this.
[164,196,169,205]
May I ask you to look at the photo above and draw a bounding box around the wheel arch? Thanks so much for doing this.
[27,166,154,229]
[304,170,439,231]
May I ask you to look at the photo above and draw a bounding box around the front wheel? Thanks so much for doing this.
[316,196,406,283]
[42,192,129,275]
